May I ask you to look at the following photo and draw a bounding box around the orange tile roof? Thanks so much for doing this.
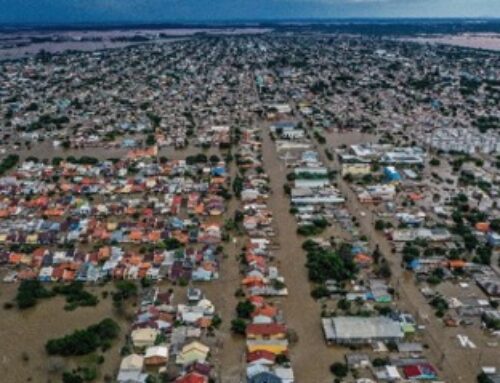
[129,230,143,241]
[148,231,161,242]
[475,222,490,232]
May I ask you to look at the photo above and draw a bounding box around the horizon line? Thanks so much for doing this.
[2,16,500,28]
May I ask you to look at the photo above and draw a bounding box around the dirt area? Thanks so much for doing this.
[400,33,500,52]
[0,283,129,383]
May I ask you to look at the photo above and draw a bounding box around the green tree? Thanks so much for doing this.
[16,280,54,309]
[46,318,119,356]
[330,362,348,378]
[236,300,255,319]
[230,319,246,335]
[62,372,83,383]
[375,220,385,231]
[146,134,156,146]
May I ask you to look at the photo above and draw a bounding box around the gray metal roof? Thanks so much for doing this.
[323,316,403,341]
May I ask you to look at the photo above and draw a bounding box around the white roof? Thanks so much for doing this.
[120,354,144,371]
[145,346,169,359]
[386,365,401,379]
[274,367,294,380]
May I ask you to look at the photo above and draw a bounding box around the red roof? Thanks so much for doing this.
[247,350,276,363]
[403,363,437,378]
[249,295,265,307]
[175,372,208,383]
[246,323,287,336]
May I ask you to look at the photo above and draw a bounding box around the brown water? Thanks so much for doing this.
[259,126,345,383]
[400,33,500,52]
[0,283,128,383]
[196,158,246,383]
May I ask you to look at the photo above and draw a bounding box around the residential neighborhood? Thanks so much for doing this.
[0,22,499,383]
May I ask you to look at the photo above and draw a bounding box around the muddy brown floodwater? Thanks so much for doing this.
[0,283,129,383]
[400,33,500,52]
[194,159,246,383]
[259,125,346,383]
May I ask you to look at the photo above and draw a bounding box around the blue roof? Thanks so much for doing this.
[409,259,421,270]
[249,372,282,383]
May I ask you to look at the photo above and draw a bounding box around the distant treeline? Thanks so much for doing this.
[275,19,500,36]
[2,19,500,36]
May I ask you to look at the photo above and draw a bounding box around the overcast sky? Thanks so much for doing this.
[1,0,499,24]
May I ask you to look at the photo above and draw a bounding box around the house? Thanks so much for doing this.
[131,328,159,348]
[368,279,392,303]
[280,129,304,140]
[176,341,210,365]
[246,323,287,340]
[384,166,401,183]
[273,367,294,383]
[396,342,424,355]
[177,305,205,324]
[403,363,438,380]
[341,163,371,177]
[375,365,402,382]
[117,354,148,383]
[488,232,500,247]
[476,276,500,297]
[144,345,169,366]
[187,288,203,302]
[175,372,208,383]
[247,364,271,380]
[248,371,282,383]
[247,350,276,365]
[346,353,371,369]
[246,339,289,355]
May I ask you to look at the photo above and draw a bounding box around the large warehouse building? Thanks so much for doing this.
[322,316,404,345]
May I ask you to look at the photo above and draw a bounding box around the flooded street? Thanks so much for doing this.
[199,159,246,383]
[260,126,342,383]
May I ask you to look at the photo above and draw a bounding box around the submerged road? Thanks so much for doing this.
[260,126,342,383]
